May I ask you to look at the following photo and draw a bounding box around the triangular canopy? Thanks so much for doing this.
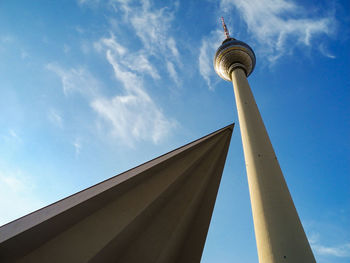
[0,124,234,263]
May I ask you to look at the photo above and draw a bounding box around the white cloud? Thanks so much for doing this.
[131,54,160,80]
[2,129,22,144]
[46,63,99,97]
[95,35,126,55]
[48,36,176,145]
[97,34,160,80]
[81,41,91,54]
[0,35,14,43]
[92,94,173,145]
[319,43,336,59]
[81,0,181,86]
[126,0,177,55]
[52,0,179,145]
[313,243,350,258]
[167,37,180,61]
[73,138,82,155]
[199,40,213,89]
[48,108,63,128]
[63,44,71,54]
[199,30,223,90]
[166,61,180,86]
[21,49,29,59]
[75,26,85,34]
[9,129,20,140]
[77,0,100,7]
[309,232,350,258]
[0,169,43,226]
[111,0,180,82]
[92,38,176,145]
[220,0,334,62]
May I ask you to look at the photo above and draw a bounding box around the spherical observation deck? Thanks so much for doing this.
[214,38,256,81]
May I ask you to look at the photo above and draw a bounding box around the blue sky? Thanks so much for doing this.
[0,0,349,262]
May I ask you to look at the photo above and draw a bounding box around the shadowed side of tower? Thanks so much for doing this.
[0,124,234,263]
[214,18,315,263]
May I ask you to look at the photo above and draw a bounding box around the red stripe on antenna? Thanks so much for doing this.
[221,17,230,39]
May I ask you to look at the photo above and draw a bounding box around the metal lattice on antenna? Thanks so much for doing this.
[221,17,230,39]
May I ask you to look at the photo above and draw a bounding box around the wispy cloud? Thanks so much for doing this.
[95,34,160,80]
[220,0,334,62]
[20,49,29,59]
[167,37,180,62]
[2,129,22,144]
[319,43,335,59]
[48,108,63,128]
[166,61,180,86]
[77,0,100,7]
[73,137,82,155]
[309,232,350,258]
[48,35,176,145]
[110,0,181,85]
[80,0,182,87]
[47,0,180,145]
[199,30,223,90]
[63,44,71,54]
[93,36,176,145]
[46,63,99,97]
[80,41,91,54]
[113,0,179,57]
[0,169,43,226]
[313,243,350,258]
[8,129,20,141]
[0,35,15,44]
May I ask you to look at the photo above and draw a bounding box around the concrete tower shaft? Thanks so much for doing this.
[214,19,315,263]
[230,68,315,262]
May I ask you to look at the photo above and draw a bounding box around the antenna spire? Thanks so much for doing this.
[221,17,230,39]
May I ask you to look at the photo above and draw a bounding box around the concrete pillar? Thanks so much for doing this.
[231,68,315,263]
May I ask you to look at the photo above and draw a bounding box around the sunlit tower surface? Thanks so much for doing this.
[214,17,316,263]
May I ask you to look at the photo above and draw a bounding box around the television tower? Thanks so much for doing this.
[214,17,316,262]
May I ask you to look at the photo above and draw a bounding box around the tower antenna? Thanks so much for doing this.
[221,17,230,39]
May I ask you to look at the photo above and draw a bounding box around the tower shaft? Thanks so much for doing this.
[231,68,315,263]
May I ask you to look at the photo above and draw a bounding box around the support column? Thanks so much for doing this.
[231,68,315,263]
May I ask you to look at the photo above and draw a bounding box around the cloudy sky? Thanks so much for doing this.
[0,0,349,262]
